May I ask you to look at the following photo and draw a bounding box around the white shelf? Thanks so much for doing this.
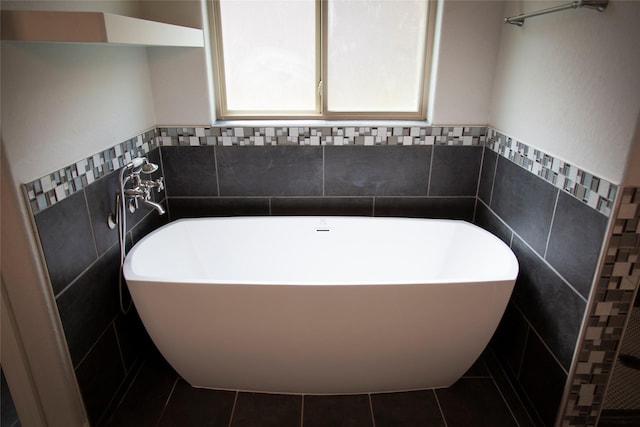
[1,10,204,47]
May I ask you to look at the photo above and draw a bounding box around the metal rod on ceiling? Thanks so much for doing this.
[504,0,608,27]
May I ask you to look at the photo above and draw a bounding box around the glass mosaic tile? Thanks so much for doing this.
[560,187,640,427]
[486,128,617,217]
[24,125,616,220]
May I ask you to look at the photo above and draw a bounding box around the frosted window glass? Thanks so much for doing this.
[219,0,316,112]
[327,0,427,112]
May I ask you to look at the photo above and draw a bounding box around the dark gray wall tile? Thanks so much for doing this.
[325,146,431,196]
[474,201,513,246]
[106,351,177,427]
[519,331,567,427]
[491,157,558,255]
[478,148,498,204]
[84,171,121,256]
[482,350,538,427]
[232,393,302,427]
[375,197,475,221]
[546,191,608,298]
[463,358,490,377]
[490,303,529,377]
[114,309,151,372]
[217,146,322,196]
[435,378,518,427]
[161,146,218,196]
[511,236,586,370]
[429,146,483,196]
[35,190,97,295]
[1,369,19,427]
[371,390,445,427]
[56,245,120,366]
[167,197,270,220]
[304,395,373,427]
[271,197,373,216]
[157,380,235,427]
[75,325,126,426]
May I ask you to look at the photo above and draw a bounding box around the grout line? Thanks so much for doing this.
[477,198,588,304]
[214,145,221,197]
[514,227,587,303]
[53,253,100,299]
[427,145,435,196]
[227,391,239,427]
[111,321,127,375]
[472,197,478,223]
[158,148,172,220]
[82,189,101,260]
[543,190,561,259]
[372,197,376,216]
[484,348,538,427]
[368,394,376,427]
[489,150,499,206]
[475,144,486,199]
[92,330,148,426]
[102,353,148,426]
[300,395,304,427]
[513,302,570,376]
[74,320,119,370]
[486,360,522,427]
[322,145,325,197]
[166,195,474,200]
[158,146,168,197]
[472,145,487,223]
[518,322,530,380]
[155,377,179,427]
[433,389,449,427]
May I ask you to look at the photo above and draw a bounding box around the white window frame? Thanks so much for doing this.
[208,0,436,121]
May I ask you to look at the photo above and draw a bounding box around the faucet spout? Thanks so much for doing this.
[142,199,166,215]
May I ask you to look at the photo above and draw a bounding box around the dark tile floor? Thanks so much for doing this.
[104,348,537,427]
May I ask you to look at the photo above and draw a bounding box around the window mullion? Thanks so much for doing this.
[318,0,326,117]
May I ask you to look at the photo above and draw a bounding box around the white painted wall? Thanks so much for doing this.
[623,113,640,186]
[489,0,640,185]
[1,1,156,185]
[140,0,213,125]
[2,43,156,185]
[146,46,212,125]
[429,0,504,125]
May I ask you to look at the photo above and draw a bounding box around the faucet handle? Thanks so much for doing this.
[156,177,164,192]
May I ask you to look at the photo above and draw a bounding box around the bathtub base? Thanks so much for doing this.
[129,280,513,394]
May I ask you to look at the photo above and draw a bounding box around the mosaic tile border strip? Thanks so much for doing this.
[560,187,640,427]
[24,124,618,217]
[487,128,617,217]
[23,125,487,214]
[24,129,159,214]
[156,125,488,147]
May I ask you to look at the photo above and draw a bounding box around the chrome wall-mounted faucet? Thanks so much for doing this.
[108,157,165,229]
[107,156,165,314]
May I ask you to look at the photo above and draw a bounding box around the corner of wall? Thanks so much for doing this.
[1,143,88,427]
[622,110,640,186]
[429,0,503,125]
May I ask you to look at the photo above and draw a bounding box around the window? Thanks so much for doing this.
[211,0,435,120]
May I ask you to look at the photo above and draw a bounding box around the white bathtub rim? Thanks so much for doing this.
[124,216,519,285]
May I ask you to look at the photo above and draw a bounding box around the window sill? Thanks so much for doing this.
[213,119,432,128]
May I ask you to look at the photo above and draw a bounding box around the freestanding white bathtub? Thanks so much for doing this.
[124,216,518,394]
